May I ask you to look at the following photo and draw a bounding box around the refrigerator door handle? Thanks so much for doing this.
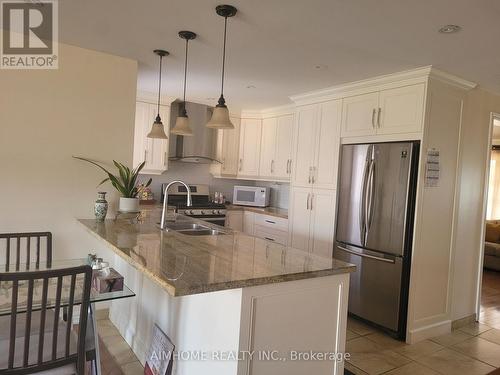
[366,158,376,231]
[359,152,371,246]
[337,245,396,264]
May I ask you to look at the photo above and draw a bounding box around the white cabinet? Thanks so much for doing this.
[259,114,294,180]
[309,189,337,258]
[289,186,336,257]
[378,84,425,135]
[341,83,425,138]
[225,210,243,231]
[259,117,277,178]
[238,118,262,177]
[292,100,341,190]
[341,92,379,137]
[243,211,255,235]
[133,101,170,175]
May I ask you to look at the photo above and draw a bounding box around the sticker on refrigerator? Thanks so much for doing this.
[425,148,440,187]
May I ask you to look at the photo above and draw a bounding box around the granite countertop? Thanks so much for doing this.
[226,204,288,219]
[77,210,354,297]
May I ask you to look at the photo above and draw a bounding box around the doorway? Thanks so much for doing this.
[477,113,500,327]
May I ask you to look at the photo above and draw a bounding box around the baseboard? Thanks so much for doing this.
[407,320,451,344]
[109,306,148,365]
[451,314,476,330]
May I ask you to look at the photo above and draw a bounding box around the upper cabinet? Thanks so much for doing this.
[133,100,170,175]
[238,118,262,177]
[292,100,341,190]
[259,114,294,180]
[341,83,425,138]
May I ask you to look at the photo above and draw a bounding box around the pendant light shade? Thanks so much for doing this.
[206,4,237,129]
[171,31,196,137]
[206,101,233,129]
[147,49,169,139]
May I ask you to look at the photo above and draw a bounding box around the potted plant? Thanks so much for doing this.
[74,156,152,212]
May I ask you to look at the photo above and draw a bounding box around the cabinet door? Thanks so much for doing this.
[291,105,317,187]
[259,117,277,178]
[341,92,379,137]
[313,100,341,189]
[221,117,241,177]
[274,114,294,179]
[238,118,262,177]
[225,210,243,231]
[243,211,255,235]
[288,186,312,251]
[134,102,169,175]
[378,83,425,135]
[309,188,336,258]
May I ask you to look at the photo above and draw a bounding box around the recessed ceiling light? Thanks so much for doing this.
[439,25,461,34]
[314,64,328,71]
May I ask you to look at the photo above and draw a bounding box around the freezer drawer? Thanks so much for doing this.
[334,243,403,332]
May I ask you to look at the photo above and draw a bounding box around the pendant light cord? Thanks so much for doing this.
[182,38,189,113]
[157,54,163,117]
[220,16,228,98]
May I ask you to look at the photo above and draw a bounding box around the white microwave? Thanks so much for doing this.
[233,186,270,207]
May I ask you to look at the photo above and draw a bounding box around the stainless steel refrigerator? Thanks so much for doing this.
[334,141,419,339]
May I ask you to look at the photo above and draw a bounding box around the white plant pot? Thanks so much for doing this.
[119,197,140,212]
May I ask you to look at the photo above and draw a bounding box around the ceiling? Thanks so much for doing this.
[58,0,500,111]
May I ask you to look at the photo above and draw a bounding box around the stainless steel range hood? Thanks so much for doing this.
[168,101,221,164]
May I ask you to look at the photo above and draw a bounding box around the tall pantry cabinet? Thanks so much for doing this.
[288,100,341,258]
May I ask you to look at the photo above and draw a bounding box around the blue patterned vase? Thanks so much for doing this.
[94,192,108,221]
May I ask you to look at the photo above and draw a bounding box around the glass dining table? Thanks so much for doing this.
[0,258,135,375]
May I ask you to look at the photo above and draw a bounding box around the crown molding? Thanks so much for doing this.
[290,66,477,106]
[240,103,295,119]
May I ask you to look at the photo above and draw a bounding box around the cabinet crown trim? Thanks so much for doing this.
[241,104,296,119]
[289,66,476,106]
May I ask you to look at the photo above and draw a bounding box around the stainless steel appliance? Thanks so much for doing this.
[162,183,227,226]
[232,186,270,207]
[334,141,419,339]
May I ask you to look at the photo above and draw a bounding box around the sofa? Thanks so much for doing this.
[485,220,500,271]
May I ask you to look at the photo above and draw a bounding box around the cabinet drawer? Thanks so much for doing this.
[253,225,288,246]
[254,214,288,231]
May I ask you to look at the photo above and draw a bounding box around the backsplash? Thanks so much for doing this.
[143,162,289,209]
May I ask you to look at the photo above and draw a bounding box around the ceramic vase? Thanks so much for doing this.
[94,192,108,221]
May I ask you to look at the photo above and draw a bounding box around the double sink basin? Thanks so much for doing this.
[163,221,226,236]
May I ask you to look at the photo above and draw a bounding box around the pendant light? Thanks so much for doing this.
[206,4,237,129]
[171,31,196,136]
[147,49,169,139]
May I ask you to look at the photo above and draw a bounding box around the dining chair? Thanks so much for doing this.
[0,264,93,374]
[0,232,52,269]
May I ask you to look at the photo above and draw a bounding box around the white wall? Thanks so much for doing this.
[0,41,137,260]
[451,88,500,321]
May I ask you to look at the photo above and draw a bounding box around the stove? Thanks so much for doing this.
[161,183,227,226]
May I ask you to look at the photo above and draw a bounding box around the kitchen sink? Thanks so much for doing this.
[176,229,226,236]
[165,222,208,231]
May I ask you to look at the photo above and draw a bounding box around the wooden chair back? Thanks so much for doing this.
[0,232,53,269]
[0,265,92,375]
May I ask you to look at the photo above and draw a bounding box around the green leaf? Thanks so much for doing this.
[97,177,110,187]
[145,178,152,188]
[73,156,114,176]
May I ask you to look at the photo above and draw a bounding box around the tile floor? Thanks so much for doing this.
[345,269,500,375]
[93,270,500,375]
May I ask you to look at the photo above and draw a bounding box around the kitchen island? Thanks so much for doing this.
[78,209,354,375]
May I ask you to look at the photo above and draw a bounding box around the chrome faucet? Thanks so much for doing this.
[160,181,192,229]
